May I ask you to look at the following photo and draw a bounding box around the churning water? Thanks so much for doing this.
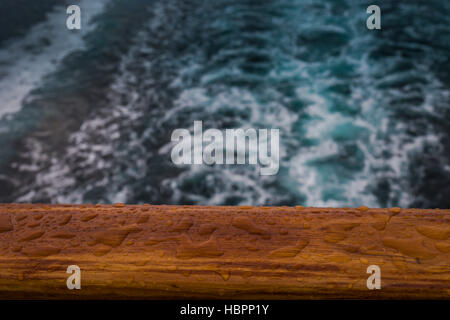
[0,0,449,208]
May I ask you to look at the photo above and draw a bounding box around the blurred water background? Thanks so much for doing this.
[0,0,449,208]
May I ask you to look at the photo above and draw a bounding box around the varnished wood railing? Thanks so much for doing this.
[0,204,448,299]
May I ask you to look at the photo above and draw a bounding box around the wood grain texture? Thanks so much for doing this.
[0,204,449,299]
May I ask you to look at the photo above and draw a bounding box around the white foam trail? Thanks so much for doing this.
[0,0,110,118]
[12,0,447,207]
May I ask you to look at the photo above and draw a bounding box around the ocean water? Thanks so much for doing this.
[0,0,449,208]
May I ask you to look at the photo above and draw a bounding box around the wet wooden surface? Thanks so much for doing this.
[0,204,449,299]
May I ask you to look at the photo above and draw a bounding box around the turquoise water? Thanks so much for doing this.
[0,0,449,208]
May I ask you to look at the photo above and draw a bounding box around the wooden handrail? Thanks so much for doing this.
[0,204,448,299]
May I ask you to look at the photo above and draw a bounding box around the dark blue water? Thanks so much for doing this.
[0,0,449,208]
